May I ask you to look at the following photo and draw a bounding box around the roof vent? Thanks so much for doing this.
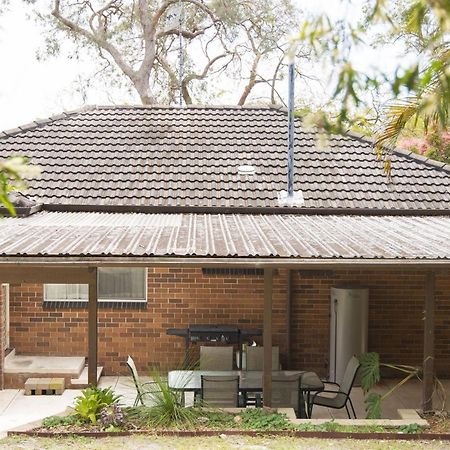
[238,165,256,176]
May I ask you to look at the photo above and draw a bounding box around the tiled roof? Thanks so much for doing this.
[0,105,448,211]
[1,211,449,260]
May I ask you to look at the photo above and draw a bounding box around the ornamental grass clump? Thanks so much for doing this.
[126,371,197,429]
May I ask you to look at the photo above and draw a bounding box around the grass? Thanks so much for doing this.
[41,407,425,434]
[0,435,445,450]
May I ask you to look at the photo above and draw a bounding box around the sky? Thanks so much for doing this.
[0,0,408,132]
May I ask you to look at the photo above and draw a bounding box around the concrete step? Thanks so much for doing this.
[5,354,85,376]
[4,353,86,389]
[70,366,104,388]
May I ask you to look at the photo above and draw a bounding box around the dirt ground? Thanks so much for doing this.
[1,435,450,450]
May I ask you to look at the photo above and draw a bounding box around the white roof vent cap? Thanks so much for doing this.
[238,164,256,176]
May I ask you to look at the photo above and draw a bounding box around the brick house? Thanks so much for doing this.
[0,106,449,408]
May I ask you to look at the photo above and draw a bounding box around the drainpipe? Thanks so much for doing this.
[278,57,304,207]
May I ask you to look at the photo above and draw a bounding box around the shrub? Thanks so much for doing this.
[239,409,295,431]
[42,415,81,428]
[74,386,122,424]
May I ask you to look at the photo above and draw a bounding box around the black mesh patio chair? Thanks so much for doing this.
[200,375,241,408]
[308,356,361,419]
[126,355,160,406]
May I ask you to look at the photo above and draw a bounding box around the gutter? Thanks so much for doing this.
[0,256,449,269]
[42,203,450,217]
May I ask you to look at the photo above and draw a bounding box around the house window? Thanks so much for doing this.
[44,268,147,309]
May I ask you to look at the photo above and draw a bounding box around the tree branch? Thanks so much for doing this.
[237,52,261,105]
[52,0,136,82]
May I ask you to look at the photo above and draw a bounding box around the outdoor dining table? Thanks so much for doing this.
[167,370,324,418]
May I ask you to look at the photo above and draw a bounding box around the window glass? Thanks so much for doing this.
[44,268,146,302]
[98,268,146,301]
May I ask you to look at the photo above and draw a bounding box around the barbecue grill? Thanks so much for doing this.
[167,324,262,368]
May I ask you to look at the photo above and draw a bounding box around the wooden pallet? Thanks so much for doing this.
[24,377,65,395]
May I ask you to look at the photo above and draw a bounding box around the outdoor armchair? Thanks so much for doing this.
[199,345,234,370]
[308,355,361,419]
[200,375,241,408]
[271,374,302,416]
[126,355,160,407]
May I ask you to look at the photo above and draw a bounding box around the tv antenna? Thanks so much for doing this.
[177,0,184,106]
[165,1,184,106]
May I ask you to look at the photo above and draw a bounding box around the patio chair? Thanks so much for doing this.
[271,374,302,414]
[200,375,240,408]
[126,355,160,406]
[199,346,234,370]
[308,355,361,419]
[246,346,280,370]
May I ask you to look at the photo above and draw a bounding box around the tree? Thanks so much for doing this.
[291,0,449,174]
[33,0,306,106]
[0,157,40,216]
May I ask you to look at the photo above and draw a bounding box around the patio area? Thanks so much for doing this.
[97,376,450,419]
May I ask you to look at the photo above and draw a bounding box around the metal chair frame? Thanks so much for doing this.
[308,356,361,419]
[126,355,159,407]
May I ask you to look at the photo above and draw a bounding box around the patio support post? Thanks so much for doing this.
[286,269,292,369]
[88,267,98,386]
[422,270,435,412]
[263,268,273,407]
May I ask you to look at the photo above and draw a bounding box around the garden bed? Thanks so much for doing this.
[10,407,450,441]
[12,383,450,441]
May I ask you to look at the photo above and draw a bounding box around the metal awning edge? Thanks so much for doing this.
[0,256,449,269]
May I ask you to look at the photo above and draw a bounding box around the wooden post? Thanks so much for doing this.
[422,271,435,412]
[263,268,273,407]
[286,269,292,369]
[0,284,4,390]
[88,267,98,386]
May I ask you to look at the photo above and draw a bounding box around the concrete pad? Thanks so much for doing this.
[0,389,80,434]
[98,376,141,406]
[5,355,85,376]
[292,416,429,428]
[0,390,19,415]
[398,409,423,420]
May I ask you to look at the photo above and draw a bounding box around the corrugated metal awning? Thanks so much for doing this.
[1,211,449,261]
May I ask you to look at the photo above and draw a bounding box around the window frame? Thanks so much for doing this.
[43,268,148,304]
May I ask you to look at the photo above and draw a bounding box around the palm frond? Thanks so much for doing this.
[375,46,450,175]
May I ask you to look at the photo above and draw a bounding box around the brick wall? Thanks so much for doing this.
[7,268,450,377]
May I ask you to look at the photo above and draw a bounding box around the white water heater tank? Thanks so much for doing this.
[329,286,369,384]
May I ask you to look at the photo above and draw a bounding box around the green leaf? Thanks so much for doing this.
[358,352,380,392]
[365,392,382,419]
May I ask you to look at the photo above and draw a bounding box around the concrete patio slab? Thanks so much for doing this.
[0,389,80,438]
